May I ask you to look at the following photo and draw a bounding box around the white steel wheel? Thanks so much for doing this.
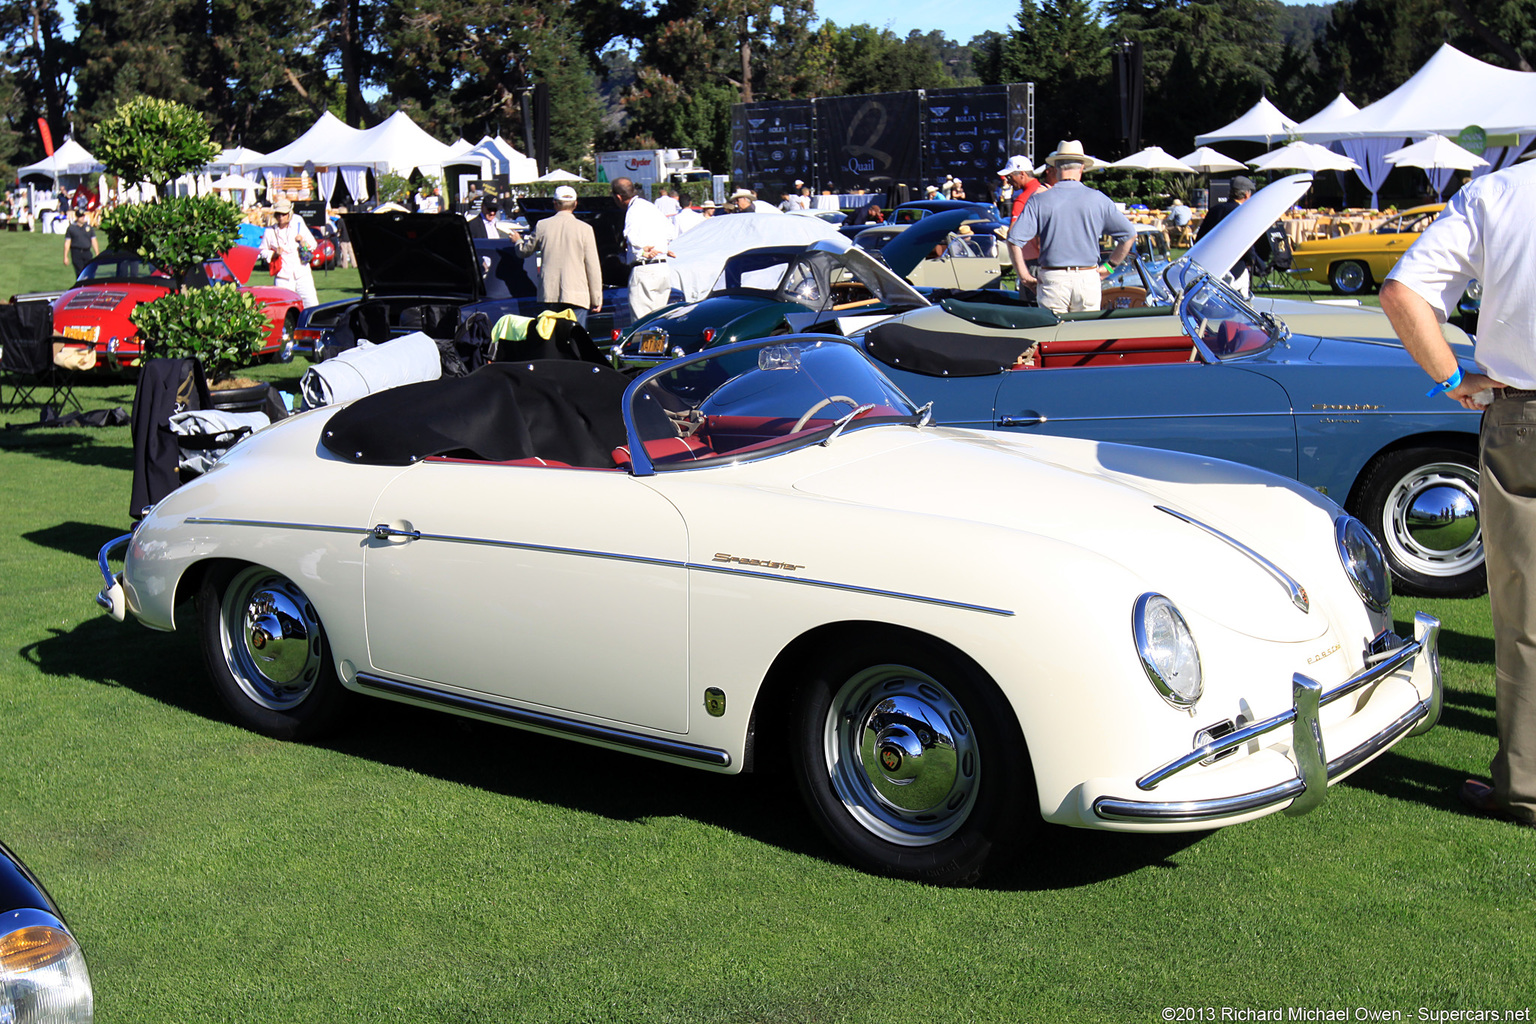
[1354,447,1485,598]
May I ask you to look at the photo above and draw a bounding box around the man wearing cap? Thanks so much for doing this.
[998,155,1040,289]
[258,197,319,307]
[1006,140,1134,313]
[516,184,603,327]
[612,177,675,322]
[1193,175,1262,293]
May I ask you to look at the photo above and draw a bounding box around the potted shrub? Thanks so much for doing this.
[94,97,268,392]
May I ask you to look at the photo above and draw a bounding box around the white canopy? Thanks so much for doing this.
[18,139,104,179]
[1195,96,1299,146]
[346,110,455,175]
[446,137,475,157]
[1292,94,1360,136]
[532,169,585,182]
[211,146,267,170]
[1178,147,1247,173]
[1249,141,1361,173]
[451,135,538,181]
[1386,133,1491,198]
[1108,146,1197,173]
[211,173,261,190]
[261,111,368,167]
[1298,44,1536,140]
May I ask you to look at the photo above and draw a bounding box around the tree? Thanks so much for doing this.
[0,0,71,157]
[818,22,953,95]
[999,0,1111,152]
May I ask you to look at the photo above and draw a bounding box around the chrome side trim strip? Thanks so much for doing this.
[1157,505,1309,613]
[185,516,357,534]
[355,673,731,767]
[187,518,1013,617]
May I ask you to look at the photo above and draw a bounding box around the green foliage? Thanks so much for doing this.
[99,194,243,281]
[128,283,271,381]
[93,96,219,188]
[375,172,413,205]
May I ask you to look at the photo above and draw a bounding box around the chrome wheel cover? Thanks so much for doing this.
[823,665,980,846]
[1383,460,1482,579]
[1333,261,1366,293]
[218,567,325,710]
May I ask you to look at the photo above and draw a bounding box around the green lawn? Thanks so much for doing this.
[2,232,1533,1023]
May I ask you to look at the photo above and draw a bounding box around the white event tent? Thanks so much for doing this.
[1296,44,1536,206]
[258,110,459,205]
[17,139,105,181]
[1194,96,1299,146]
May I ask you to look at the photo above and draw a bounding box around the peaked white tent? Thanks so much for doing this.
[261,111,368,167]
[17,139,104,179]
[211,146,268,170]
[446,137,475,157]
[1292,93,1360,136]
[454,135,538,181]
[347,110,455,176]
[1195,97,1299,146]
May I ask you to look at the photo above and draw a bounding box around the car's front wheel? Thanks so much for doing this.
[789,634,1036,885]
[199,564,351,740]
[1353,446,1485,598]
[1329,259,1372,295]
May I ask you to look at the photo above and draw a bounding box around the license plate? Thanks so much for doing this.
[637,330,668,355]
[61,324,99,343]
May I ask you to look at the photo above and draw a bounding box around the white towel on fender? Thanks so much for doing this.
[300,332,442,408]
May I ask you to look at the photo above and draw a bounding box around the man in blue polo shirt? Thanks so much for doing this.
[1007,140,1134,313]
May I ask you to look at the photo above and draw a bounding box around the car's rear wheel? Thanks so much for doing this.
[789,634,1036,885]
[1329,259,1371,295]
[1353,446,1485,598]
[199,564,351,740]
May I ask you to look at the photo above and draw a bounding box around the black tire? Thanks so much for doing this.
[1329,259,1372,295]
[1352,446,1485,598]
[788,633,1037,885]
[198,563,352,740]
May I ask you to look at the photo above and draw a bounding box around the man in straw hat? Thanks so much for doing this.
[1005,140,1133,313]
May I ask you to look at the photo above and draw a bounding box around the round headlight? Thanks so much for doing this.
[1134,593,1203,708]
[1,911,94,1024]
[1336,515,1391,613]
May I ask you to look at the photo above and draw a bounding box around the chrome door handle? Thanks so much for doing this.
[998,411,1047,427]
[372,524,421,541]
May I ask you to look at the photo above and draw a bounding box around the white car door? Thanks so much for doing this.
[361,462,692,733]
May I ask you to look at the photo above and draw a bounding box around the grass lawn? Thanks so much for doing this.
[2,232,1533,1023]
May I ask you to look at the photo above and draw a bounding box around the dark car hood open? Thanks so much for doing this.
[342,212,484,300]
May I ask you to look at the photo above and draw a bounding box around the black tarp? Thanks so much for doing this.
[321,361,631,468]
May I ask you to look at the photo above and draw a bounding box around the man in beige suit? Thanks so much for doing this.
[514,185,603,327]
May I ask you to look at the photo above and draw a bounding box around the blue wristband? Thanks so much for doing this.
[1426,367,1464,397]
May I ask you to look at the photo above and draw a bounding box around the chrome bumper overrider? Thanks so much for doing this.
[95,532,134,622]
[1093,612,1441,824]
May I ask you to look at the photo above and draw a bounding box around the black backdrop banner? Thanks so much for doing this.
[816,91,921,191]
[730,83,1033,198]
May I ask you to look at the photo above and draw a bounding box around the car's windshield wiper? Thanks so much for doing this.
[821,404,876,446]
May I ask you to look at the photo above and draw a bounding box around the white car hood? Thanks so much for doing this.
[1173,173,1314,290]
[790,429,1337,643]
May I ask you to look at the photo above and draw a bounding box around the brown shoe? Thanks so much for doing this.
[1458,779,1536,827]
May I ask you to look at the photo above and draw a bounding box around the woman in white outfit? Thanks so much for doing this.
[258,198,318,308]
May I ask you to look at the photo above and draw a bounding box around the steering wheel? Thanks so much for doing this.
[793,395,860,433]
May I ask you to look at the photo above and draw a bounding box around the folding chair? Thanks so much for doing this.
[1,302,81,414]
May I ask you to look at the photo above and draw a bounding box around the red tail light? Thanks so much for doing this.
[702,328,716,344]
[610,329,622,342]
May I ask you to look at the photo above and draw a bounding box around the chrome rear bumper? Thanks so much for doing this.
[1093,612,1441,824]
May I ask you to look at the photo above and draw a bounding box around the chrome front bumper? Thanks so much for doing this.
[1093,612,1441,824]
[95,532,134,622]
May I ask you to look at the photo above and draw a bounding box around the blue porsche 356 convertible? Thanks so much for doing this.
[854,175,1483,598]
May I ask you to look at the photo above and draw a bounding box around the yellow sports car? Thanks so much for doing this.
[1289,204,1443,294]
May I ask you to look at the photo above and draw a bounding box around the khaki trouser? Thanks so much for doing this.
[1036,267,1101,314]
[628,263,672,322]
[1478,389,1536,824]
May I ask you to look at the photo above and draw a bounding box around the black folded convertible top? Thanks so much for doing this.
[321,361,631,467]
[863,320,1038,378]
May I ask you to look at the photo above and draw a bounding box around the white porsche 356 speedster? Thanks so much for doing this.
[97,336,1442,885]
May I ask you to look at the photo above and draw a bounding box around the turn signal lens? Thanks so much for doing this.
[1,918,94,1023]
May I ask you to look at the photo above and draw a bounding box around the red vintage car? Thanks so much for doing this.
[51,246,304,369]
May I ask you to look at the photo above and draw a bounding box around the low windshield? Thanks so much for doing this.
[79,255,213,287]
[624,338,920,473]
[711,251,793,293]
[1177,273,1277,360]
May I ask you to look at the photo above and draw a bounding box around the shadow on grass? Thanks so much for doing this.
[26,609,1208,891]
[1438,624,1495,667]
[23,520,132,561]
[1339,748,1485,820]
[0,432,134,472]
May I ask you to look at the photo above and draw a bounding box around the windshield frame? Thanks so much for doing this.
[620,336,922,477]
[1175,268,1284,362]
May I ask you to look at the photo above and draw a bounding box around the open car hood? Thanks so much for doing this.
[1170,173,1313,292]
[342,212,484,299]
[880,209,981,278]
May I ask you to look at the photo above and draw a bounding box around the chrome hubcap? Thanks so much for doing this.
[1334,262,1365,291]
[1384,461,1482,578]
[824,665,979,846]
[221,568,325,710]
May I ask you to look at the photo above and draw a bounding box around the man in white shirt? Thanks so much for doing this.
[612,177,676,321]
[1381,160,1536,830]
